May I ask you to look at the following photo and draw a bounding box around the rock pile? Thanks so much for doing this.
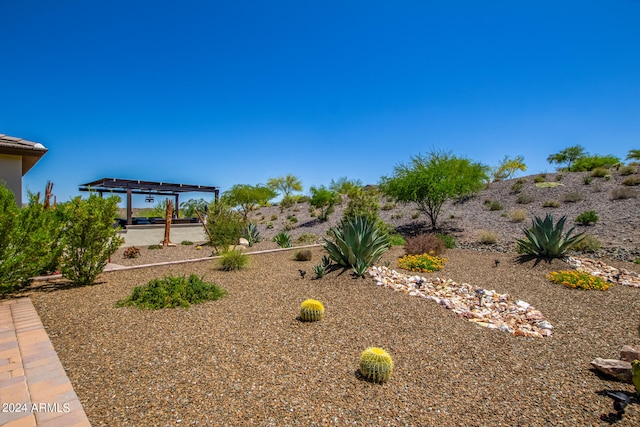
[367,266,553,338]
[565,256,640,288]
[591,345,640,384]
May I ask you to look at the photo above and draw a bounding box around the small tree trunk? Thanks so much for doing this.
[162,198,176,247]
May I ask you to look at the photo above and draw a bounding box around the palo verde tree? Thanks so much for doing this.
[380,150,489,229]
[546,145,586,171]
[222,184,276,221]
[180,198,209,218]
[266,174,303,199]
[492,155,527,181]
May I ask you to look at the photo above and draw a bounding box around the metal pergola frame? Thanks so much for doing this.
[79,178,219,225]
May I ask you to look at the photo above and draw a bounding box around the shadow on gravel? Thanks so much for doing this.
[596,389,639,425]
[514,254,565,268]
[21,278,107,295]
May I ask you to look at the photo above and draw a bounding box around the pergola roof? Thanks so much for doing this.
[79,178,219,225]
[79,178,219,196]
[0,134,48,175]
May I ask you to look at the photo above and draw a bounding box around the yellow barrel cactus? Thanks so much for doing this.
[632,360,640,395]
[359,347,394,383]
[299,299,324,322]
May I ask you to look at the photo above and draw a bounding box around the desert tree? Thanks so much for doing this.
[379,150,489,229]
[492,155,527,181]
[329,176,363,198]
[266,174,303,199]
[222,184,276,221]
[626,149,640,161]
[309,186,339,221]
[547,145,586,171]
[179,198,209,218]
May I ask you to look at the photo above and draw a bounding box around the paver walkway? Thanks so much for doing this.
[0,298,91,427]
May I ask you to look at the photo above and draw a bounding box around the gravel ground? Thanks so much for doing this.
[25,246,640,426]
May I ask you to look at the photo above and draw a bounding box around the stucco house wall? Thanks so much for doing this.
[0,154,23,205]
[0,134,48,206]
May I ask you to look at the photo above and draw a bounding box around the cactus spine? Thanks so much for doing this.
[359,347,393,383]
[300,299,324,322]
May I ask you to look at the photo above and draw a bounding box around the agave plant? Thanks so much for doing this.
[323,216,390,277]
[273,232,292,248]
[242,222,260,247]
[516,214,585,258]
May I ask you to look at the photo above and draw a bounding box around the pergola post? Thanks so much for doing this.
[175,194,179,218]
[126,188,133,225]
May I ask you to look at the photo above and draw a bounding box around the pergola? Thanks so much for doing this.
[79,178,219,225]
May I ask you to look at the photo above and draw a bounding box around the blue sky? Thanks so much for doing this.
[2,1,639,206]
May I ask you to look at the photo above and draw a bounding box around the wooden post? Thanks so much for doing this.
[162,198,176,247]
[44,181,54,210]
[195,209,213,243]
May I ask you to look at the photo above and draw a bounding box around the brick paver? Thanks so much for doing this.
[0,299,90,427]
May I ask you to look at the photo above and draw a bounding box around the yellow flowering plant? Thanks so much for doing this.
[398,253,446,273]
[546,270,612,291]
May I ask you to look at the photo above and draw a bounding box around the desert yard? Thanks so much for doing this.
[25,246,640,426]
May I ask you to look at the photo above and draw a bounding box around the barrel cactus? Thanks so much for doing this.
[299,299,324,322]
[359,347,394,383]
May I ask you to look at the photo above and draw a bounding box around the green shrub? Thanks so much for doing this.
[219,248,248,271]
[635,258,640,265]
[123,246,141,259]
[516,214,585,258]
[381,201,396,210]
[509,209,527,223]
[487,200,503,211]
[148,244,163,250]
[620,165,637,176]
[299,299,324,322]
[411,211,421,219]
[572,235,601,252]
[543,200,561,208]
[266,221,274,229]
[510,179,525,194]
[583,176,593,185]
[309,186,339,221]
[181,240,194,245]
[387,233,406,246]
[516,194,535,204]
[555,173,564,181]
[206,203,244,253]
[622,176,640,186]
[270,214,278,221]
[590,167,610,178]
[575,210,598,226]
[242,222,261,246]
[295,233,319,245]
[116,274,227,309]
[294,249,312,261]
[436,233,457,249]
[359,347,394,384]
[404,234,446,256]
[478,230,498,244]
[562,192,583,203]
[611,187,638,200]
[533,175,546,183]
[573,155,620,172]
[273,232,292,248]
[60,194,123,286]
[323,216,390,277]
[343,187,380,225]
[0,188,63,293]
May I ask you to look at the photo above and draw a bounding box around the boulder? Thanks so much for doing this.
[590,358,633,383]
[619,345,640,363]
[239,238,250,246]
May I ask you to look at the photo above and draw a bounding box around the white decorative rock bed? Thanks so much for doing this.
[367,265,553,338]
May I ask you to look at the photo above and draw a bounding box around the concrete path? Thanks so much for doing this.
[0,298,91,427]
